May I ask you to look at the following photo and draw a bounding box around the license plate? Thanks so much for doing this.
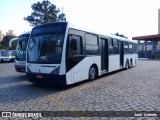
[4,59,9,61]
[36,75,43,79]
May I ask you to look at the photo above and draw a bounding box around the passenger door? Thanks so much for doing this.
[66,35,82,71]
[101,38,108,71]
[66,35,84,83]
[119,41,124,67]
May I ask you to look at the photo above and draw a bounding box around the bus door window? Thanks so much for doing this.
[66,35,83,72]
[68,35,82,57]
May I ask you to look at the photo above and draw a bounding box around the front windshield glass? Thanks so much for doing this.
[16,34,30,61]
[27,34,64,64]
[1,51,10,57]
[11,51,16,56]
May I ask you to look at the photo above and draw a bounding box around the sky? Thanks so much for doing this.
[0,0,160,39]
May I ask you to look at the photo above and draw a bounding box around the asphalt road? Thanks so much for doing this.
[0,59,160,120]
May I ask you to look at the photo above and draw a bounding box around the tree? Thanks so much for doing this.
[24,0,66,26]
[58,12,66,22]
[114,32,128,39]
[0,44,8,50]
[0,35,17,49]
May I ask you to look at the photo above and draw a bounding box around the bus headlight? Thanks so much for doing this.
[50,66,60,75]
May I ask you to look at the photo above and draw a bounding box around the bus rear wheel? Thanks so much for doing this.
[125,60,129,70]
[89,65,98,81]
[130,59,133,68]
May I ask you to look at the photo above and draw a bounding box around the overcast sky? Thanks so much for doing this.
[0,0,160,38]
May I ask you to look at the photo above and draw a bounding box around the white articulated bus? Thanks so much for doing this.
[15,31,30,72]
[26,22,138,86]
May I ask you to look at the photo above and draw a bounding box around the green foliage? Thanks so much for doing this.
[0,35,17,49]
[24,0,66,26]
[57,11,66,22]
[114,32,128,39]
[0,44,8,50]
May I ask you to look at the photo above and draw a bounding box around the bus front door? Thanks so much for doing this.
[66,35,84,83]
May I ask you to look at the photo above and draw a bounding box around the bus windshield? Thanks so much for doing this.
[16,34,30,61]
[27,34,64,64]
[27,23,66,64]
[1,50,10,57]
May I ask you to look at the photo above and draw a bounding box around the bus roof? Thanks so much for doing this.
[67,23,137,44]
[20,31,31,36]
[31,22,137,44]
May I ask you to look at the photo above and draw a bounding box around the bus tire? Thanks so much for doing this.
[125,60,129,70]
[89,65,98,81]
[130,59,133,68]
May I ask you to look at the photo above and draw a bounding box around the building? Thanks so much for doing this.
[0,30,4,42]
[0,30,16,42]
[132,9,160,58]
[6,30,14,36]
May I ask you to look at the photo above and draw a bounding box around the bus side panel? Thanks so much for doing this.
[66,56,101,85]
[59,25,69,75]
[93,56,101,76]
[108,55,120,72]
[66,68,73,85]
[66,58,90,85]
[123,54,137,67]
[14,59,26,72]
[71,57,92,84]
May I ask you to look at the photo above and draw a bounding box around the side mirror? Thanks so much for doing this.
[71,39,77,50]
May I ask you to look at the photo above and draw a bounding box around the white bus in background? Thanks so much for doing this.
[0,50,12,62]
[26,22,138,86]
[15,31,30,72]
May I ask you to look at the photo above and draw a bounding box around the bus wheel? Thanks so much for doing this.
[125,60,129,70]
[89,65,98,81]
[130,59,133,68]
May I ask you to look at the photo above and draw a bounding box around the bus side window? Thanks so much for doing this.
[113,39,119,54]
[109,38,114,54]
[124,42,129,54]
[85,33,99,55]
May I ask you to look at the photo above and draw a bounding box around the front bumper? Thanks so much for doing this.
[26,72,67,86]
[15,65,25,73]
